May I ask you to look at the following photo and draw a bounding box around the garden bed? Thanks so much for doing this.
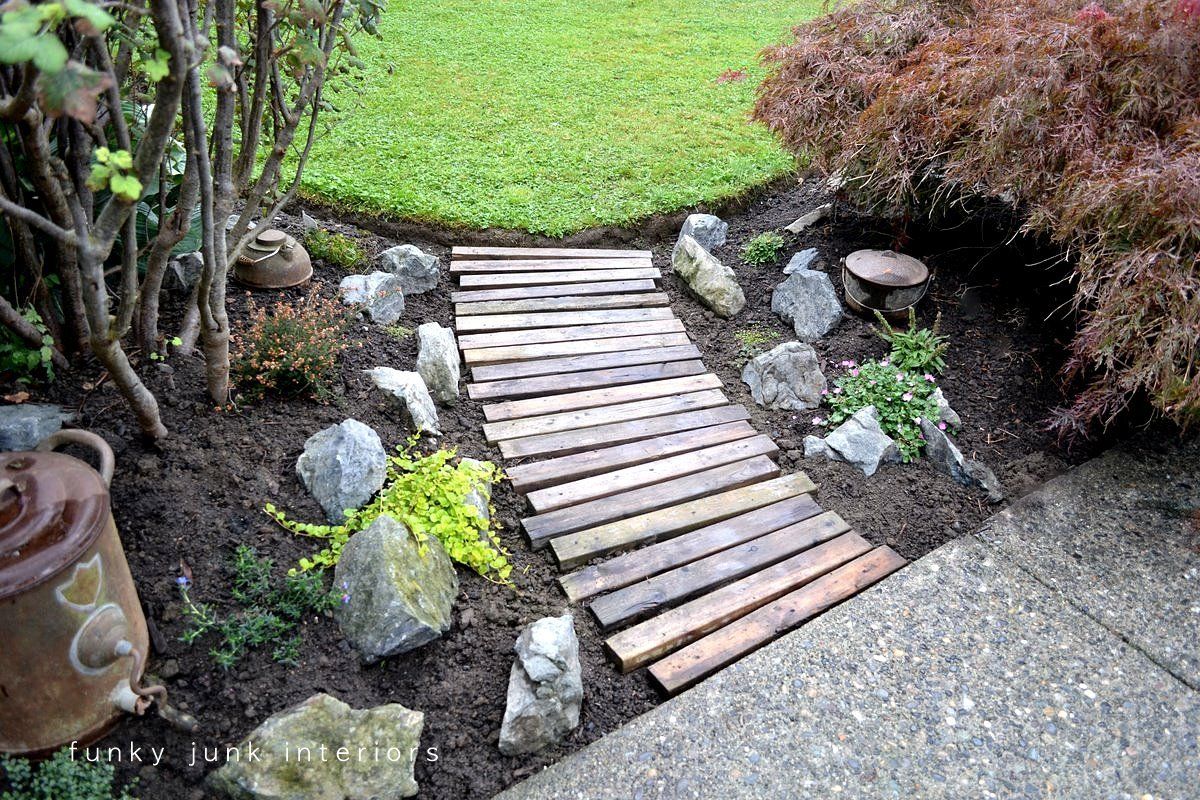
[44,179,1100,799]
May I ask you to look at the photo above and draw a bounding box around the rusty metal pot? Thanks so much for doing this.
[233,228,312,289]
[0,430,165,756]
[842,249,930,321]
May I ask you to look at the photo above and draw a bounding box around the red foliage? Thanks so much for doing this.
[754,0,1200,434]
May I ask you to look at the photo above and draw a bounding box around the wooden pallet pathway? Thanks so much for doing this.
[450,244,907,694]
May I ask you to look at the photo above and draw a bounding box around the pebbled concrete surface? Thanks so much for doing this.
[497,439,1200,800]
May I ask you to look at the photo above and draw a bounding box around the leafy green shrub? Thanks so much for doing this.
[741,231,785,265]
[755,0,1200,432]
[305,229,365,271]
[232,288,351,400]
[874,309,949,374]
[1,749,135,800]
[176,545,337,670]
[267,438,511,584]
[816,358,941,461]
[0,307,56,384]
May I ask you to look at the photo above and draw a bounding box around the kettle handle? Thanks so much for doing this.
[35,430,115,487]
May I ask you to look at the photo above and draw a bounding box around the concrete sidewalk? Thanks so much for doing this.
[498,439,1200,800]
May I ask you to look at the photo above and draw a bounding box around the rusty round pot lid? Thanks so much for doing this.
[247,228,287,250]
[0,450,109,600]
[845,250,929,289]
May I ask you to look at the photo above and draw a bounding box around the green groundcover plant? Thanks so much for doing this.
[741,231,786,265]
[816,358,941,461]
[1,749,135,800]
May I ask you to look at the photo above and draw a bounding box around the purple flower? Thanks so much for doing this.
[341,593,351,605]
[902,392,913,402]
[938,421,948,431]
[176,576,191,588]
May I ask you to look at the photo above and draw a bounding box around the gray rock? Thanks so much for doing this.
[380,244,440,295]
[365,368,441,435]
[0,404,74,452]
[672,213,727,259]
[741,342,826,411]
[225,214,255,233]
[499,615,583,756]
[784,203,832,234]
[803,406,899,477]
[300,211,319,231]
[207,693,422,800]
[783,247,821,274]
[931,387,962,428]
[771,269,841,341]
[919,419,1004,502]
[416,322,460,405]
[166,251,204,293]
[671,234,745,318]
[295,419,387,522]
[339,272,406,325]
[334,515,458,662]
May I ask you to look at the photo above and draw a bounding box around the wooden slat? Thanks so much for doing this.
[605,532,873,672]
[456,293,668,316]
[452,246,652,260]
[458,320,684,351]
[506,421,758,491]
[498,405,752,460]
[451,280,657,304]
[458,269,659,288]
[483,374,723,422]
[589,511,850,630]
[560,494,823,602]
[649,547,907,694]
[523,456,780,547]
[466,334,692,368]
[550,473,817,569]
[451,258,650,273]
[483,388,727,443]
[468,360,708,401]
[470,343,699,380]
[527,435,779,513]
[457,307,675,334]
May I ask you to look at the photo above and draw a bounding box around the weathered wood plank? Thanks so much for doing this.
[456,307,675,333]
[527,435,778,513]
[482,374,723,422]
[589,511,850,630]
[458,320,685,351]
[523,455,780,547]
[498,405,752,460]
[559,494,823,603]
[483,388,727,443]
[649,547,907,694]
[470,343,699,379]
[455,293,669,316]
[451,258,651,273]
[605,532,873,672]
[468,360,708,401]
[458,269,659,288]
[550,472,817,569]
[506,420,757,491]
[452,246,652,260]
[451,279,657,304]
[465,334,692,367]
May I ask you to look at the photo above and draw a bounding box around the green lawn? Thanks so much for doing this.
[302,0,821,235]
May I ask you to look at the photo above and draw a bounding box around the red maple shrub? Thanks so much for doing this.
[754,0,1200,434]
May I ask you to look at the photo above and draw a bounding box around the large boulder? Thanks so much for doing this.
[207,693,423,800]
[334,515,458,662]
[498,614,583,756]
[0,404,74,452]
[365,368,441,434]
[771,268,841,341]
[672,213,727,259]
[741,342,826,411]
[295,419,387,522]
[380,244,439,295]
[340,272,406,325]
[416,322,460,405]
[803,406,900,477]
[671,234,745,318]
[919,419,1004,502]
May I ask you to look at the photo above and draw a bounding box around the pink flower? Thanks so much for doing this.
[832,387,842,394]
[812,416,824,426]
[924,373,935,382]
[880,358,890,367]
[902,392,913,402]
[869,380,877,386]
[849,368,859,377]
[896,373,905,382]
[938,421,947,431]
[821,388,829,396]
[840,359,853,367]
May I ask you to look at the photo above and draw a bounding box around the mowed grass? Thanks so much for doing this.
[302,0,821,234]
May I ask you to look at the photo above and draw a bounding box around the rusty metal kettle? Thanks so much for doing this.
[233,228,313,289]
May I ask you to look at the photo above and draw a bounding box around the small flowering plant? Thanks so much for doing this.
[818,358,940,461]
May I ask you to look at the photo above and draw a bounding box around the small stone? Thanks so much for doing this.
[295,419,387,523]
[931,387,962,428]
[300,211,319,231]
[365,368,441,435]
[672,213,728,259]
[334,515,458,662]
[207,693,422,800]
[783,248,821,274]
[784,203,832,234]
[803,406,900,477]
[225,214,256,233]
[157,659,180,680]
[459,457,493,530]
[919,419,1005,502]
[166,252,205,293]
[498,614,583,756]
[0,404,75,452]
[339,272,406,325]
[771,269,841,342]
[380,244,440,295]
[671,234,745,318]
[416,322,460,405]
[741,342,826,411]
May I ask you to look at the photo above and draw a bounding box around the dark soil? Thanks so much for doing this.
[22,178,1102,799]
